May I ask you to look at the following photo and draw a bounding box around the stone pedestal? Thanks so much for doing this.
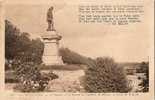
[42,31,63,65]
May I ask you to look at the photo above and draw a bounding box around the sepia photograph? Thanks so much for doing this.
[3,0,153,95]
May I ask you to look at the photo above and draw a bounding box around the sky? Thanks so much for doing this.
[4,0,153,62]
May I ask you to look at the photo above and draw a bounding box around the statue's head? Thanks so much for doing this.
[49,6,54,11]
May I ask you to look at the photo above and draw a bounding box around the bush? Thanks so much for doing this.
[13,62,58,92]
[83,57,131,93]
[138,62,149,92]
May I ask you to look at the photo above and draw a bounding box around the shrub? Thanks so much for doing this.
[13,62,58,92]
[83,57,131,93]
[138,62,149,92]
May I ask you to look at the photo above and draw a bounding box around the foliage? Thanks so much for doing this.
[136,62,149,73]
[12,61,58,92]
[83,57,131,93]
[138,62,149,92]
[5,20,21,59]
[5,20,44,66]
[59,47,90,65]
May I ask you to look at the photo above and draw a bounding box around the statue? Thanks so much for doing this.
[47,6,55,31]
[42,6,64,65]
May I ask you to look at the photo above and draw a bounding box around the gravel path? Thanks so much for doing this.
[46,70,85,92]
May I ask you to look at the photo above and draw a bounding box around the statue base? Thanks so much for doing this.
[42,55,64,65]
[41,31,64,66]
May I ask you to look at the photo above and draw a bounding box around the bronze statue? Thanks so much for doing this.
[47,6,55,31]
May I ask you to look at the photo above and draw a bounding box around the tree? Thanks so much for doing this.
[5,20,44,65]
[59,47,89,65]
[28,38,44,64]
[5,20,21,59]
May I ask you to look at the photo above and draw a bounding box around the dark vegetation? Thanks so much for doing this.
[13,61,58,92]
[137,62,149,92]
[5,20,44,65]
[5,20,58,92]
[59,47,90,65]
[83,57,131,92]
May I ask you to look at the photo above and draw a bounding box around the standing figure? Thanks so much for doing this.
[47,6,55,31]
